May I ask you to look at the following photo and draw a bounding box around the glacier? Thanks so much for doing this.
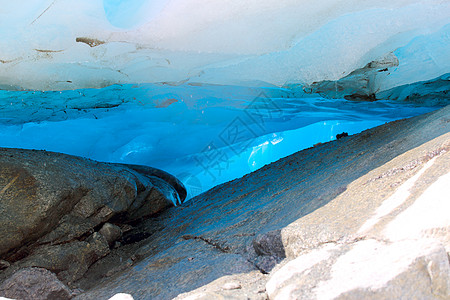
[0,0,449,199]
[0,0,449,90]
[0,84,439,198]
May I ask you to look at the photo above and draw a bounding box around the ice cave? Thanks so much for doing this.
[0,1,449,299]
[1,0,448,199]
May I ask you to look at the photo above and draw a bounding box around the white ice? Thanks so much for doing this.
[0,0,448,90]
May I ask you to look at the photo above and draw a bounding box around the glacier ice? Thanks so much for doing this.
[0,0,449,90]
[0,84,437,198]
[0,1,449,199]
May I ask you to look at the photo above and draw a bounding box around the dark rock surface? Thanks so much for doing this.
[0,150,185,285]
[0,267,72,300]
[73,105,449,299]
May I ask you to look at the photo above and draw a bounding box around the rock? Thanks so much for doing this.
[34,107,450,299]
[0,148,185,283]
[0,267,72,300]
[267,239,450,299]
[0,260,10,270]
[99,223,123,247]
[304,52,399,100]
[336,132,348,139]
[16,232,110,283]
[105,259,134,278]
[252,230,285,258]
[71,288,84,298]
[174,272,267,300]
[254,255,281,274]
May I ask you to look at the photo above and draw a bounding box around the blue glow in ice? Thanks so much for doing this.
[103,0,167,28]
[0,84,438,200]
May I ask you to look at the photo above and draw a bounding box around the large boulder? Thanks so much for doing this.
[0,148,185,282]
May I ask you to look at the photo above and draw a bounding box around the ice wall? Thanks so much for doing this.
[0,0,449,91]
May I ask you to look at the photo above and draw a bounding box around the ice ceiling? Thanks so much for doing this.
[0,0,449,91]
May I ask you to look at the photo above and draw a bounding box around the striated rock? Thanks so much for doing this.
[0,148,185,284]
[0,267,72,300]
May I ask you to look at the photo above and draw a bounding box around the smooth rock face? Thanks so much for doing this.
[0,267,72,300]
[73,105,449,299]
[267,239,450,299]
[0,149,185,283]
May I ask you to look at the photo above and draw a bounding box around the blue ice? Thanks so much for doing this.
[0,84,437,200]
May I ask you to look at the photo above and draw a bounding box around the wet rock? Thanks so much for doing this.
[254,255,281,274]
[0,267,72,300]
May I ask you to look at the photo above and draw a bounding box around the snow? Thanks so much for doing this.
[0,0,448,90]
